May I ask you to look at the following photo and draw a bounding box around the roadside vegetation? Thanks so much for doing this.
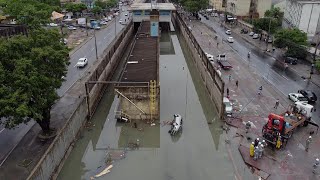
[0,0,69,136]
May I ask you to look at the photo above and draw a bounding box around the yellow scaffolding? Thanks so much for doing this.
[149,80,157,120]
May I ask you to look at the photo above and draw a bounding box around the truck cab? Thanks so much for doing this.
[294,102,314,120]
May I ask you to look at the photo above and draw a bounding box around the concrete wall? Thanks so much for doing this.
[26,21,134,180]
[299,3,320,37]
[172,13,225,119]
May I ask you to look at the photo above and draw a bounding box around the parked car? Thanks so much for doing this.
[249,32,255,36]
[284,56,298,65]
[297,90,317,103]
[100,21,108,25]
[288,93,308,103]
[227,37,234,43]
[223,97,233,115]
[94,26,101,30]
[119,19,123,24]
[68,26,77,30]
[252,34,259,39]
[76,58,88,68]
[225,30,231,35]
[241,28,248,34]
[125,13,128,16]
[49,23,58,27]
[205,52,214,61]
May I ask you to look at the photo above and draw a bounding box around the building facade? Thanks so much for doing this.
[210,0,271,18]
[283,0,320,40]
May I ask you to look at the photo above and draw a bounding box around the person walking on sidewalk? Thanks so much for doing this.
[274,99,279,109]
[313,158,319,174]
[226,88,230,97]
[258,86,263,95]
[228,74,231,81]
[235,80,238,88]
[306,136,312,152]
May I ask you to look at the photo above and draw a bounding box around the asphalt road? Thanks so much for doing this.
[0,5,130,166]
[200,15,320,124]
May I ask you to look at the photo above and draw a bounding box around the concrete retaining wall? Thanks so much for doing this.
[172,13,225,119]
[27,21,134,180]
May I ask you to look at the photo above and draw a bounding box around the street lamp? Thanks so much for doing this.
[93,28,98,60]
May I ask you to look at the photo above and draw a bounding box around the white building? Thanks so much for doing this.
[209,0,271,18]
[283,0,320,40]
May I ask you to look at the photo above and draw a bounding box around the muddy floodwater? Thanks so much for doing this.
[58,31,236,180]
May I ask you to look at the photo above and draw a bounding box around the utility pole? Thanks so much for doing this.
[266,17,272,51]
[94,28,98,60]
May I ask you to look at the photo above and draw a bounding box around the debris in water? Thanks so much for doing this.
[91,165,113,179]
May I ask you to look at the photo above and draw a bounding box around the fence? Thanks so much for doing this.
[27,21,134,180]
[172,12,225,119]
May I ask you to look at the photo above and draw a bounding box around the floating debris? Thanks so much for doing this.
[90,165,113,179]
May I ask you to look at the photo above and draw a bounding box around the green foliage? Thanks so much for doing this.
[274,28,308,59]
[0,29,69,131]
[3,0,57,29]
[265,7,284,20]
[106,0,117,8]
[179,0,209,12]
[65,3,87,14]
[95,0,107,9]
[252,18,280,34]
[92,6,102,15]
[316,60,320,71]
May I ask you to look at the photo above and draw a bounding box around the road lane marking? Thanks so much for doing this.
[91,48,94,52]
[0,128,5,134]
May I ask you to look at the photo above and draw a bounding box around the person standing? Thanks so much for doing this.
[250,142,255,157]
[274,99,279,109]
[226,88,229,97]
[254,138,260,147]
[235,80,238,88]
[258,86,262,95]
[228,74,231,81]
[254,146,259,161]
[306,136,312,152]
[313,158,319,174]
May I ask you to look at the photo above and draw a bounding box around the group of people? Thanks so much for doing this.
[250,138,267,160]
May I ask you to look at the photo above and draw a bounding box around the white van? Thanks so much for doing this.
[223,97,233,115]
[169,114,183,136]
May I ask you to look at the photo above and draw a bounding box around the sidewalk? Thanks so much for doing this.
[182,14,320,179]
[223,21,320,88]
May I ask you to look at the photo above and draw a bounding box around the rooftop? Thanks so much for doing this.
[128,3,176,11]
[120,21,158,84]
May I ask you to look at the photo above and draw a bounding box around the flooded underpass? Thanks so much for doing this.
[58,30,236,180]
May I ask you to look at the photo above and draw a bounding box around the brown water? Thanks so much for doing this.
[57,31,237,180]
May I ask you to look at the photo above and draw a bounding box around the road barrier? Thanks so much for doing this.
[172,12,225,119]
[27,21,134,180]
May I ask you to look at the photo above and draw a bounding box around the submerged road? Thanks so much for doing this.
[200,15,320,123]
[0,6,130,166]
[58,33,238,179]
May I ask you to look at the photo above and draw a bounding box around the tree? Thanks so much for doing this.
[265,7,284,20]
[274,28,308,59]
[65,3,87,14]
[252,18,279,34]
[0,29,69,135]
[95,0,107,9]
[106,0,117,8]
[92,6,102,16]
[3,0,56,29]
[182,0,209,13]
[316,59,320,71]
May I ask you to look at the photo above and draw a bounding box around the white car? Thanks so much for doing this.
[223,97,233,114]
[288,93,308,103]
[76,58,88,68]
[225,30,231,35]
[68,26,77,30]
[94,26,101,30]
[119,19,123,24]
[249,32,255,36]
[227,37,234,43]
[49,23,58,27]
[100,21,107,25]
[252,34,259,39]
[205,52,214,61]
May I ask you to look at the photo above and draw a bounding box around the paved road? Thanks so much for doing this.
[0,6,130,166]
[199,15,320,124]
